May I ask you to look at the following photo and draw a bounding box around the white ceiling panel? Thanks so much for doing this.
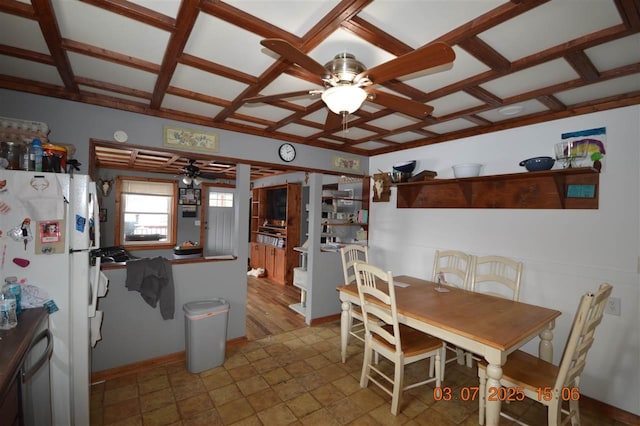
[328,126,377,140]
[226,118,269,129]
[352,140,389,150]
[480,59,579,99]
[67,52,157,92]
[0,12,49,54]
[236,104,297,122]
[226,0,341,37]
[359,1,506,48]
[128,0,181,18]
[479,0,622,61]
[554,74,640,106]
[161,94,225,118]
[383,132,424,144]
[278,123,322,138]
[425,118,477,134]
[170,64,248,101]
[367,114,420,129]
[430,91,486,118]
[0,55,63,86]
[52,0,170,64]
[585,34,640,72]
[476,99,548,123]
[185,13,274,76]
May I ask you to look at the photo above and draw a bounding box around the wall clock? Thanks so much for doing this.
[278,143,296,162]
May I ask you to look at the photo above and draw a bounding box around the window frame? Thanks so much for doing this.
[114,176,178,250]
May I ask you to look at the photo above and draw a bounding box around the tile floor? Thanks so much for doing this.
[90,321,623,425]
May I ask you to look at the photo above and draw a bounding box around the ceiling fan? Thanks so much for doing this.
[180,159,223,186]
[245,38,456,130]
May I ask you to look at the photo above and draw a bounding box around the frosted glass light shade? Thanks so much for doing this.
[321,85,367,115]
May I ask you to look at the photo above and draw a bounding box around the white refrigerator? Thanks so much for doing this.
[0,170,102,426]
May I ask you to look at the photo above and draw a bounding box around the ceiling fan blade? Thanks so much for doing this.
[324,110,343,131]
[261,38,328,76]
[356,41,455,85]
[244,90,315,103]
[367,89,434,119]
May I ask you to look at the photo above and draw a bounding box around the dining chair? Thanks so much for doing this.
[477,283,613,426]
[432,249,473,289]
[465,255,524,366]
[470,255,523,301]
[354,262,445,416]
[430,249,473,378]
[339,244,369,361]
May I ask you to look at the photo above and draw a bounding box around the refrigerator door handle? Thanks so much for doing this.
[88,256,101,318]
[89,181,100,250]
[22,329,54,383]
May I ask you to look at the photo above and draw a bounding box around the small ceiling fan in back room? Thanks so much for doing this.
[244,38,456,131]
[180,159,222,186]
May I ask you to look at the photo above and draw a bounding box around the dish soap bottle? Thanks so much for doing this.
[29,139,43,172]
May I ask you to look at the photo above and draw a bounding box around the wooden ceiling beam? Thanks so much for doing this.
[61,39,161,74]
[464,86,503,107]
[165,86,232,108]
[32,0,78,92]
[564,50,601,82]
[76,77,153,100]
[0,44,54,66]
[341,15,414,56]
[0,1,35,19]
[614,0,640,29]
[150,0,200,109]
[459,36,511,72]
[536,94,567,111]
[80,0,175,32]
[180,54,258,85]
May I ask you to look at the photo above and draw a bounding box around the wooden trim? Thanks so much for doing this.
[310,314,340,326]
[580,394,640,425]
[91,351,186,383]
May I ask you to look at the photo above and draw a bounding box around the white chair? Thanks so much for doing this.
[465,255,523,366]
[478,283,613,426]
[339,245,369,361]
[470,255,523,302]
[432,249,473,290]
[354,262,444,416]
[430,249,473,377]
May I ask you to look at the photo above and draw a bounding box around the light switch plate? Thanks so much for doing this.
[605,297,621,316]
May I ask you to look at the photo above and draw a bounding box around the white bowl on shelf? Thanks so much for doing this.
[452,163,482,178]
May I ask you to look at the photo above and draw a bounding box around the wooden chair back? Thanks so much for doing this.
[554,283,613,392]
[470,255,523,301]
[432,249,472,289]
[340,244,369,285]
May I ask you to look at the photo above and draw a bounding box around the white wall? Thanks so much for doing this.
[369,105,640,415]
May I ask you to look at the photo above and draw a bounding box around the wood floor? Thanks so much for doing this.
[245,276,307,341]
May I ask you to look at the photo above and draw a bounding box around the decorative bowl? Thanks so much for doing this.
[391,170,412,183]
[452,163,482,178]
[519,156,555,171]
[393,160,417,174]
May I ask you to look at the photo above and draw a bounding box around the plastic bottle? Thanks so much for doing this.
[29,139,43,171]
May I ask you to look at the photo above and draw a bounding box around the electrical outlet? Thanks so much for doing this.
[194,220,200,226]
[605,297,621,316]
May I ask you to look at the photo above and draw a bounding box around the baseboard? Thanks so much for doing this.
[91,336,248,383]
[310,313,340,326]
[581,394,639,425]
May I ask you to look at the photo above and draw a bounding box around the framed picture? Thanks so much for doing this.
[99,208,107,222]
[40,220,61,243]
[179,188,201,205]
[332,155,361,172]
[372,172,391,202]
[164,125,219,152]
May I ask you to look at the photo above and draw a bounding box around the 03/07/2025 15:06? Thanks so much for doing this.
[434,386,580,402]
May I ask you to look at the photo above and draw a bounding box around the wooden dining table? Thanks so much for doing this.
[337,275,561,426]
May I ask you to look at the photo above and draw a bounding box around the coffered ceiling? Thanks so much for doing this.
[1,0,639,158]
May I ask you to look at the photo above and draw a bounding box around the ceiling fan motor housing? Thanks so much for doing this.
[324,53,366,85]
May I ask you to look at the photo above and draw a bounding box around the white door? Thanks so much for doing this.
[204,187,235,256]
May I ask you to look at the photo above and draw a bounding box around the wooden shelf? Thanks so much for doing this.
[395,167,599,209]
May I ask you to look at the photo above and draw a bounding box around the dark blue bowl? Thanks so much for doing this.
[519,156,555,171]
[393,160,416,174]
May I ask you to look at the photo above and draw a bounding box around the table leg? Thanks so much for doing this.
[340,301,351,363]
[484,362,503,426]
[538,320,555,362]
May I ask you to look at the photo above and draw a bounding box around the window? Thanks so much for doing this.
[208,191,234,207]
[115,177,178,249]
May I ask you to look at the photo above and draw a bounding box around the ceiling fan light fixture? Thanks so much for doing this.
[193,177,203,186]
[321,85,367,115]
[182,176,192,185]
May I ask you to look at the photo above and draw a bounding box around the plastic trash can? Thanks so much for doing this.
[183,298,230,373]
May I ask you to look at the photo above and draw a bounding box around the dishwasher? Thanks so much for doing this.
[20,315,53,426]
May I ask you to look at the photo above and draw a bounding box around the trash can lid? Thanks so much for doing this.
[183,298,229,315]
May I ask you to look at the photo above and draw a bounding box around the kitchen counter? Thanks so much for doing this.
[101,255,237,270]
[0,307,48,402]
